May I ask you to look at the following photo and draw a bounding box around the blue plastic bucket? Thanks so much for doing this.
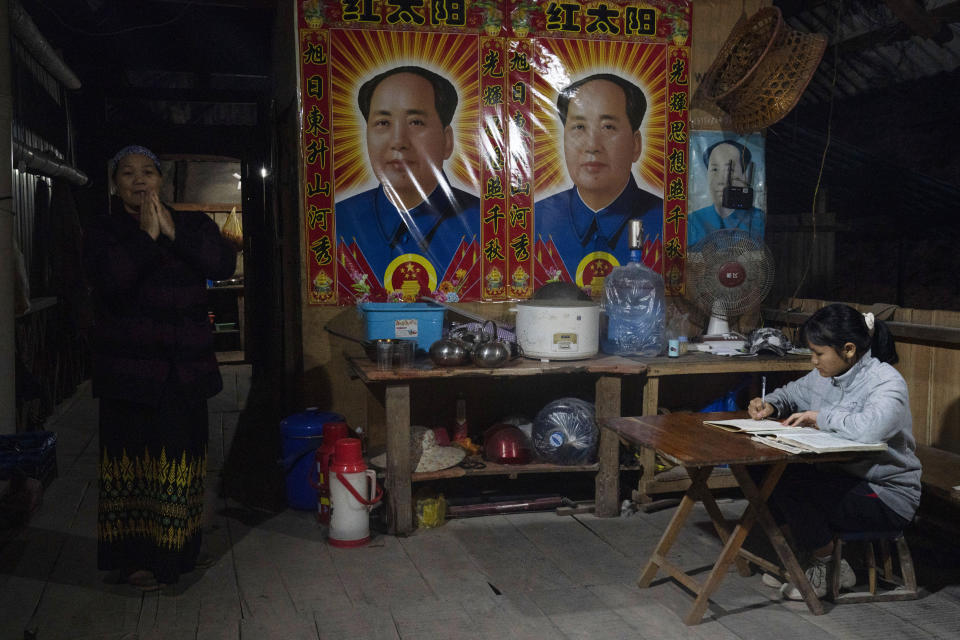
[280,408,345,510]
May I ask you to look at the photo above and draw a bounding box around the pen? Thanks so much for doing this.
[761,376,766,405]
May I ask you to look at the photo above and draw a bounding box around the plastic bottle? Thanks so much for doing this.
[452,392,468,441]
[532,398,598,465]
[600,220,666,357]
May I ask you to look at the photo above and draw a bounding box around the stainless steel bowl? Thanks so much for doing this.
[428,338,468,366]
[472,341,510,368]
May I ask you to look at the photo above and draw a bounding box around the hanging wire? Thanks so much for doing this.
[787,0,844,308]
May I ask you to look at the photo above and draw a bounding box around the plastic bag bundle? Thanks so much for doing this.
[746,327,793,356]
[532,398,598,465]
[221,206,243,251]
[600,261,666,357]
[414,487,447,529]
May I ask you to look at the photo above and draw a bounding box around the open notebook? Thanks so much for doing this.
[751,427,888,454]
[703,418,795,434]
[703,419,888,454]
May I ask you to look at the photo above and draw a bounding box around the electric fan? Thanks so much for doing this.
[686,229,775,337]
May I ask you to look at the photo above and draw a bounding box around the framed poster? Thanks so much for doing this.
[688,131,766,249]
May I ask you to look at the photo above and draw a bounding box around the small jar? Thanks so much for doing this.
[667,339,680,357]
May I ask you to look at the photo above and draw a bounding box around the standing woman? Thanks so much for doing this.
[83,146,237,590]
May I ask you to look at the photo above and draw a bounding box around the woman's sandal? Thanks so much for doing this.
[126,570,164,592]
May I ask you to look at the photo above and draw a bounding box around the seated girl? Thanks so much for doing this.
[747,303,922,599]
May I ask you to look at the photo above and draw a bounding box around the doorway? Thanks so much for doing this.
[161,156,246,363]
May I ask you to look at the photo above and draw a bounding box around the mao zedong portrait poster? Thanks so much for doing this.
[687,131,766,249]
[533,43,668,299]
[331,34,482,304]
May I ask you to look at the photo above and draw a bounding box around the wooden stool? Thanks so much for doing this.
[830,530,918,603]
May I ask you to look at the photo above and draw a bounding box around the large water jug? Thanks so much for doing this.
[600,221,666,356]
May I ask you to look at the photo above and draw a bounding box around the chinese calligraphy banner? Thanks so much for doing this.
[297,0,691,304]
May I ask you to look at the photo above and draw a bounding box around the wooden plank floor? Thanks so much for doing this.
[3,365,960,639]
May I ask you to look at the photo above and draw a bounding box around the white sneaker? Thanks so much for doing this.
[761,572,784,588]
[781,557,856,600]
[838,558,857,589]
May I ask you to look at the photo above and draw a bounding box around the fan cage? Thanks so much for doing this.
[685,230,775,318]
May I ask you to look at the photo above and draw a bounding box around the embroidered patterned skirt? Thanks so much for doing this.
[97,387,208,584]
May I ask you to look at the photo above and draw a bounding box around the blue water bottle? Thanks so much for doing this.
[600,220,666,357]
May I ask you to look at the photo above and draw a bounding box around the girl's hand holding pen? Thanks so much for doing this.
[748,398,774,420]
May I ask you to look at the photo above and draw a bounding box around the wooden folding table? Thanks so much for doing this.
[601,411,857,625]
[627,352,812,502]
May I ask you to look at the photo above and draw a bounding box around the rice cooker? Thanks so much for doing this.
[510,299,600,361]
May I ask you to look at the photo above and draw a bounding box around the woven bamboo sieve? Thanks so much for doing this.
[694,7,827,132]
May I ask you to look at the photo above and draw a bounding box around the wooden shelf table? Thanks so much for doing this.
[346,355,648,535]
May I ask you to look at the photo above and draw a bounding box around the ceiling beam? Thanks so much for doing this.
[883,0,953,43]
[776,1,834,20]
[931,1,960,21]
[784,0,960,54]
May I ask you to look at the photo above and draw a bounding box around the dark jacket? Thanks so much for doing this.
[83,200,237,406]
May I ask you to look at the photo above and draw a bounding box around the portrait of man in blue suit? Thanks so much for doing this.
[335,66,479,286]
[687,139,765,248]
[535,73,663,278]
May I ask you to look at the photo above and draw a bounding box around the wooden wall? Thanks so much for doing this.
[765,209,837,306]
[777,298,960,455]
[887,306,960,453]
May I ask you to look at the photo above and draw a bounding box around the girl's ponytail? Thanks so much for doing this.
[870,318,899,365]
